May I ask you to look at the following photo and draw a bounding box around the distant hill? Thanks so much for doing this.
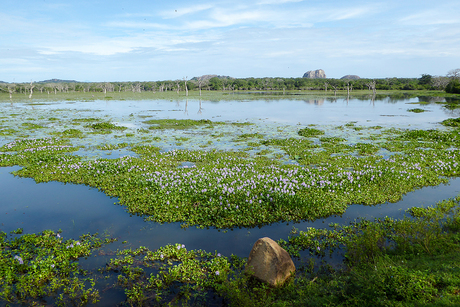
[191,75,233,81]
[340,75,361,80]
[39,79,78,83]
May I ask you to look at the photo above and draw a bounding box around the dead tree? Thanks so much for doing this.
[131,83,142,93]
[366,81,376,95]
[28,81,35,99]
[175,80,180,94]
[447,68,460,79]
[331,85,338,97]
[7,84,15,99]
[324,82,328,92]
[183,76,188,96]
[432,76,450,90]
[198,77,203,96]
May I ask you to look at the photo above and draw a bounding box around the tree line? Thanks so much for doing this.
[1,69,459,97]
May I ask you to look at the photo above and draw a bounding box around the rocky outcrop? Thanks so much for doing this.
[340,75,361,80]
[246,237,295,287]
[303,69,326,79]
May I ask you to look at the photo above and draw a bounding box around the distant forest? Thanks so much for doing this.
[0,73,458,96]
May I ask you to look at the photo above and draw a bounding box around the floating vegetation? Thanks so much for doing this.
[0,128,17,136]
[145,119,219,130]
[407,108,426,113]
[0,229,113,306]
[320,136,346,144]
[441,117,460,127]
[2,133,459,228]
[87,122,127,131]
[60,128,84,138]
[233,133,265,141]
[104,244,231,306]
[21,122,44,130]
[231,122,255,127]
[97,142,129,150]
[298,127,325,137]
[72,117,102,122]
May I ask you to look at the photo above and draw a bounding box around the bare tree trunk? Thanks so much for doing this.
[198,77,203,96]
[8,84,15,99]
[28,81,35,99]
[183,76,188,97]
[366,81,377,95]
[331,85,337,97]
[175,80,180,94]
[324,82,328,92]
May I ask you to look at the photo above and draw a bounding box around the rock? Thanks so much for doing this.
[340,75,361,80]
[303,69,326,79]
[246,237,295,287]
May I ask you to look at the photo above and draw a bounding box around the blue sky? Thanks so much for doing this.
[1,0,459,82]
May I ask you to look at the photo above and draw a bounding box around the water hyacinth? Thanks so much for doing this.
[14,255,24,264]
[3,119,460,229]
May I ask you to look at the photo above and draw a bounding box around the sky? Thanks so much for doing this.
[1,0,459,83]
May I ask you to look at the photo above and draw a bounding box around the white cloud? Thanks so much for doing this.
[325,6,374,21]
[160,4,214,19]
[399,9,460,26]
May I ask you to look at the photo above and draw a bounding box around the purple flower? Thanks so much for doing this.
[160,254,164,259]
[317,246,321,251]
[215,271,220,276]
[182,244,185,249]
[217,253,221,257]
[56,234,61,238]
[51,264,55,268]
[14,255,23,264]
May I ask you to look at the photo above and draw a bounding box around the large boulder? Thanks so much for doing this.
[246,237,295,287]
[303,69,326,79]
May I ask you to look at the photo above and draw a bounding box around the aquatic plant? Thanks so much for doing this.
[297,127,324,137]
[0,229,112,306]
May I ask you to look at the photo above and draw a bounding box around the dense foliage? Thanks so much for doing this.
[0,75,451,96]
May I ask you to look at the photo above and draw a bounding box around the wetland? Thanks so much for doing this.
[2,90,460,306]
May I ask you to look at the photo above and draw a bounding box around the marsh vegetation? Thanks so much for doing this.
[1,90,460,306]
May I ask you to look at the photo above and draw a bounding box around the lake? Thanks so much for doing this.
[1,94,460,305]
